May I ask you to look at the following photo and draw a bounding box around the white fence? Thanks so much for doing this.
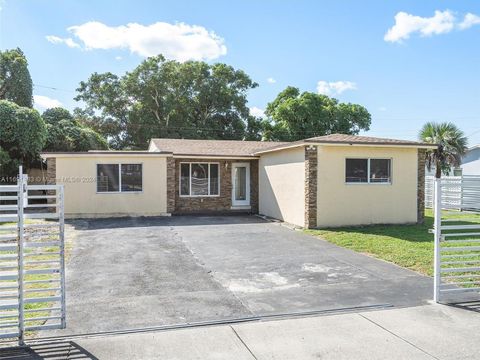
[0,168,66,346]
[432,178,480,303]
[426,175,480,212]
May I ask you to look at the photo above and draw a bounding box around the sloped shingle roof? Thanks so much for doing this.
[150,134,435,157]
[150,138,289,157]
[304,134,432,146]
[252,134,436,154]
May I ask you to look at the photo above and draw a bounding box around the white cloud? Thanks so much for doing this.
[46,35,80,48]
[34,95,62,110]
[385,10,480,42]
[267,77,276,84]
[384,10,455,42]
[459,13,480,30]
[115,56,123,61]
[47,21,227,62]
[250,107,265,118]
[316,81,356,96]
[378,107,387,112]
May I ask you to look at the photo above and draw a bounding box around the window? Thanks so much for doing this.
[121,164,143,191]
[345,158,391,184]
[191,163,208,196]
[97,164,119,192]
[209,163,219,195]
[180,164,190,196]
[369,159,391,183]
[180,163,219,196]
[345,159,368,183]
[97,164,142,192]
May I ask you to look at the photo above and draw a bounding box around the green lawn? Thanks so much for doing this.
[305,210,480,276]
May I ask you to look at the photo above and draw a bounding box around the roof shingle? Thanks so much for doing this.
[304,134,432,146]
[149,134,436,157]
[252,134,436,154]
[150,138,289,157]
[305,134,432,145]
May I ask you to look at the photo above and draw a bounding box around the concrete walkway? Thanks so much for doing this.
[6,303,480,359]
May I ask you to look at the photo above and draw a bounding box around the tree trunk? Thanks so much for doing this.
[435,160,442,179]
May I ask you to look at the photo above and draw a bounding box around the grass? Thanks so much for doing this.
[305,209,480,276]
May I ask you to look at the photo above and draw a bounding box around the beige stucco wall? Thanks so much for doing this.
[55,155,169,217]
[317,145,418,227]
[259,147,305,227]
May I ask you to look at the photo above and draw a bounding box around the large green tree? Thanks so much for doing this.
[0,48,33,108]
[42,107,109,152]
[419,122,468,178]
[0,100,46,176]
[264,86,371,141]
[75,55,259,149]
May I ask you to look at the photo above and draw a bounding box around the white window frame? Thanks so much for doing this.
[179,162,220,197]
[96,163,143,194]
[345,158,392,185]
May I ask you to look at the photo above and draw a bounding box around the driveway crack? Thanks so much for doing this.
[230,325,259,360]
[358,313,440,359]
[171,227,255,318]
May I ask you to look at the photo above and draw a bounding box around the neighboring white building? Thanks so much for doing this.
[462,145,480,175]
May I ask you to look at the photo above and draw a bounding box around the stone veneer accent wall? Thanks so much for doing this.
[46,158,56,185]
[304,146,318,229]
[46,158,57,208]
[166,157,176,214]
[417,149,426,224]
[250,159,259,214]
[172,158,259,214]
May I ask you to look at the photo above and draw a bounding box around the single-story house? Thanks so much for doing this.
[41,134,436,228]
[460,145,480,175]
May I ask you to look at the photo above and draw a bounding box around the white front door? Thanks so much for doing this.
[232,162,250,207]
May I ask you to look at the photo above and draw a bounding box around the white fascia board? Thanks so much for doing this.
[254,142,438,155]
[172,155,259,160]
[41,152,173,160]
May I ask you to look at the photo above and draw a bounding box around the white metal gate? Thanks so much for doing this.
[426,175,480,211]
[432,179,480,302]
[0,167,65,345]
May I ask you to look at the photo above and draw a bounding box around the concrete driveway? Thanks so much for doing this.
[40,216,432,336]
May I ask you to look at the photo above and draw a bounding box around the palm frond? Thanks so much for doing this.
[419,122,468,178]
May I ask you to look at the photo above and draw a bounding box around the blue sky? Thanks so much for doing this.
[1,0,480,144]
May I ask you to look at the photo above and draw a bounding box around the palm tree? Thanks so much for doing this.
[419,122,468,178]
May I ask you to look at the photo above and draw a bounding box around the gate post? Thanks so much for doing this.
[17,166,26,346]
[433,178,442,303]
[59,185,66,329]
